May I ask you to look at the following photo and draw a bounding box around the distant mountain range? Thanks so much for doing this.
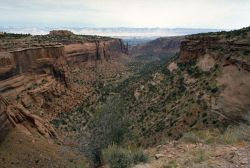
[0,27,223,45]
[0,27,223,37]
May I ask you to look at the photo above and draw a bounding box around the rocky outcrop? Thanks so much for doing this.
[179,35,250,65]
[0,44,69,97]
[179,30,250,123]
[0,95,57,138]
[0,96,12,142]
[131,36,183,57]
[0,38,127,98]
[1,45,65,78]
[0,32,128,142]
[49,30,74,36]
[0,44,68,140]
[179,36,219,63]
[65,39,128,64]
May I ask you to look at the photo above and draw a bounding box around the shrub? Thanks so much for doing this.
[155,121,166,132]
[51,119,61,128]
[102,145,149,168]
[181,124,250,145]
[219,124,250,144]
[177,60,196,71]
[192,149,207,163]
[187,66,202,78]
[207,83,218,93]
[132,149,149,164]
[181,130,217,144]
[102,145,132,168]
[162,159,178,168]
[181,132,200,143]
[243,50,250,56]
[81,97,130,166]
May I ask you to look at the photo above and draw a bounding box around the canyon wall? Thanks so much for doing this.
[65,39,127,64]
[0,44,67,141]
[179,33,250,123]
[180,36,250,65]
[0,44,67,97]
[0,35,128,141]
[130,36,183,57]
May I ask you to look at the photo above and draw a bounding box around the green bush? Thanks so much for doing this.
[102,145,148,168]
[219,124,250,144]
[192,149,207,163]
[207,83,218,93]
[243,50,250,56]
[187,66,202,78]
[181,130,218,144]
[181,124,250,145]
[181,132,200,143]
[132,149,149,164]
[155,121,166,132]
[102,145,132,168]
[81,96,131,166]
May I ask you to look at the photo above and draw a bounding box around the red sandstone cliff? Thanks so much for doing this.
[65,39,127,64]
[178,29,250,123]
[0,32,128,141]
[130,36,183,57]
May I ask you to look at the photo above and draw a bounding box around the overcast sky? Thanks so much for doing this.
[0,0,249,29]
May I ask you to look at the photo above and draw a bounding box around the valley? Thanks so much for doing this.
[0,27,250,168]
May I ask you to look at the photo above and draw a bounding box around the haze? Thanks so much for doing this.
[0,0,250,29]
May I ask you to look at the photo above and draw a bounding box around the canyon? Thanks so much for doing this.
[0,27,250,168]
[0,30,128,138]
[0,31,129,167]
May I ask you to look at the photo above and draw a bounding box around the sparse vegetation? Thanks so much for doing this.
[189,26,250,39]
[2,25,250,168]
[181,131,201,143]
[181,124,250,145]
[192,148,207,163]
[0,32,31,39]
[162,159,178,168]
[102,145,148,168]
[102,145,132,168]
[207,83,218,93]
[131,148,149,164]
[218,124,250,144]
[81,96,131,166]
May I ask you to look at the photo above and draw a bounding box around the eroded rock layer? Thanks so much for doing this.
[179,30,250,123]
[130,36,183,57]
[65,39,127,64]
[0,32,128,141]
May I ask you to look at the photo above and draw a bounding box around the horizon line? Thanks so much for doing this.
[0,26,229,30]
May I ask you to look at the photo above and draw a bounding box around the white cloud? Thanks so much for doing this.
[0,0,249,29]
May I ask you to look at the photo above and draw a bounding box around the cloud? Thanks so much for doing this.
[0,0,249,29]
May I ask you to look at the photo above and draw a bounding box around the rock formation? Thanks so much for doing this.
[49,30,74,36]
[0,95,12,142]
[179,30,250,123]
[65,39,128,64]
[130,36,183,57]
[0,32,128,141]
